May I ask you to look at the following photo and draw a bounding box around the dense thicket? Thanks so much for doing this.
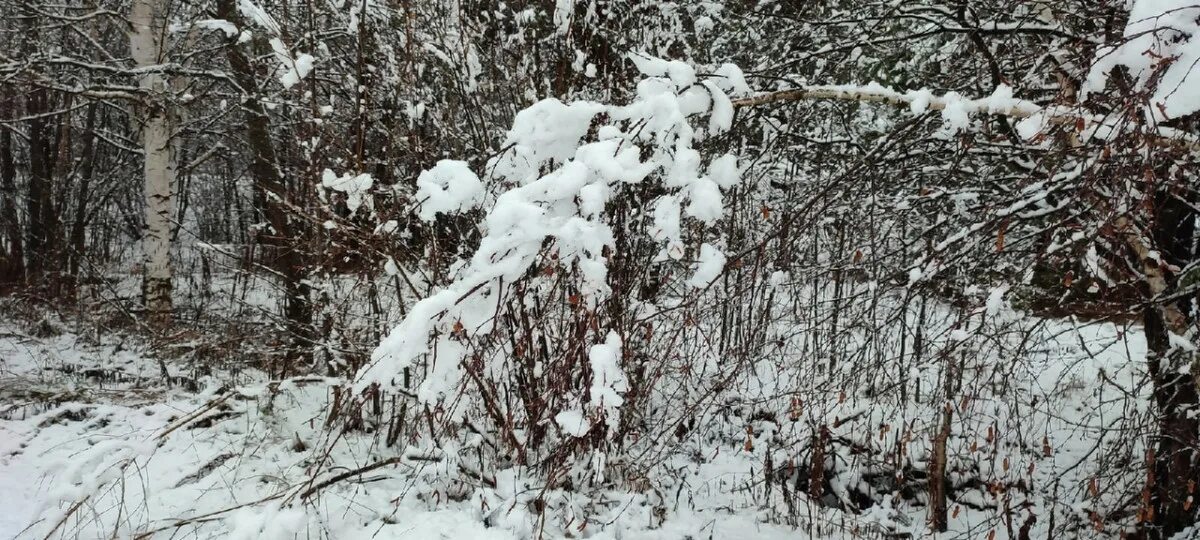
[2,1,1199,539]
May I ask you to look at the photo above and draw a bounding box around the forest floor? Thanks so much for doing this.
[0,297,1158,539]
[0,310,818,539]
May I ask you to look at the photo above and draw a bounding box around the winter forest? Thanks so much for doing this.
[3,0,1200,538]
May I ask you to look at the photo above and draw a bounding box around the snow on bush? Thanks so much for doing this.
[414,160,484,221]
[1085,0,1200,120]
[355,54,749,434]
[319,170,373,216]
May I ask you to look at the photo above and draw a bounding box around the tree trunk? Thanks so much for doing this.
[130,0,176,326]
[217,0,314,373]
[26,86,60,293]
[0,108,23,292]
[68,104,99,283]
[1143,306,1200,538]
[928,404,952,532]
[1138,191,1200,539]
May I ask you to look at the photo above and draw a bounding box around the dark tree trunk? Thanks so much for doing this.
[0,107,23,291]
[1141,190,1200,539]
[26,90,47,283]
[1143,307,1200,539]
[67,102,99,291]
[218,0,314,374]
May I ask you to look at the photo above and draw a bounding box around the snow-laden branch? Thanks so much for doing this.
[737,2,1200,152]
[733,83,1200,152]
[733,83,1036,119]
[355,55,749,437]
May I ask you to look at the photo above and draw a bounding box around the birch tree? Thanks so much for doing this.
[129,0,175,325]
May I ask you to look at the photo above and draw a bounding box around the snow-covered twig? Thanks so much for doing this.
[733,84,1200,152]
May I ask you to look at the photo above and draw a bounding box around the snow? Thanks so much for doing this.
[171,19,239,38]
[939,91,971,132]
[360,55,742,393]
[553,0,573,34]
[0,281,1164,540]
[1084,0,1200,119]
[708,154,741,189]
[685,177,724,223]
[270,38,314,89]
[6,19,1188,535]
[908,88,933,114]
[705,80,735,133]
[651,195,684,259]
[490,99,606,185]
[415,336,467,412]
[687,243,726,288]
[907,267,923,285]
[555,409,591,437]
[629,52,698,87]
[588,331,627,436]
[238,0,281,35]
[714,63,752,96]
[320,169,373,215]
[1015,109,1051,140]
[414,160,484,221]
[986,285,1009,317]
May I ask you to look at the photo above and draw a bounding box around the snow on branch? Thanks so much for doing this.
[733,83,1200,152]
[355,55,748,432]
[1084,1,1200,120]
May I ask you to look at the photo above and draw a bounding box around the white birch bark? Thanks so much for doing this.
[130,0,175,324]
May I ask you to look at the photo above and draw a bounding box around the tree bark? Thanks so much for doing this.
[67,104,99,284]
[217,0,314,373]
[26,86,61,292]
[130,0,176,326]
[0,113,23,291]
[1138,191,1200,539]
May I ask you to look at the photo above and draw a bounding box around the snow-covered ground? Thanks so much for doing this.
[0,318,818,539]
[0,298,1154,539]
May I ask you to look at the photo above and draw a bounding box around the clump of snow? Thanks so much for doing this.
[320,170,373,216]
[686,177,724,223]
[688,243,726,288]
[1015,110,1051,141]
[552,0,573,34]
[907,267,923,285]
[270,38,314,89]
[489,99,606,184]
[908,88,933,114]
[555,409,591,437]
[939,92,971,133]
[376,219,399,234]
[986,285,1009,317]
[652,195,684,259]
[414,160,484,221]
[415,337,467,417]
[588,331,628,436]
[1084,1,1200,120]
[238,0,281,35]
[357,54,743,428]
[714,63,752,96]
[172,19,239,38]
[708,154,741,188]
[985,84,1017,114]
